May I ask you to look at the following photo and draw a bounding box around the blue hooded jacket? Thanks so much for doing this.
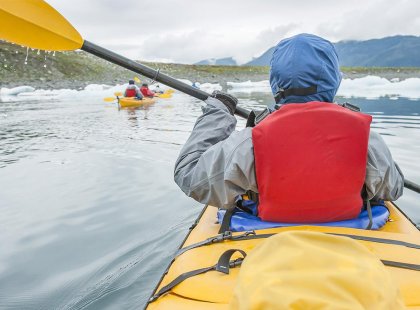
[269,34,342,104]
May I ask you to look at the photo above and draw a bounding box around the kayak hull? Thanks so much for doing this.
[146,202,420,309]
[118,97,155,108]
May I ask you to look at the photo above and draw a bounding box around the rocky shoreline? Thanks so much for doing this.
[2,41,420,91]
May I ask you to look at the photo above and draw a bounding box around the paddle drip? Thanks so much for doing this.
[24,47,28,65]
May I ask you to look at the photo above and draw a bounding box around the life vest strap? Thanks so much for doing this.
[218,207,235,234]
[366,199,373,230]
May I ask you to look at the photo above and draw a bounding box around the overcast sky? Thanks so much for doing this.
[48,0,420,64]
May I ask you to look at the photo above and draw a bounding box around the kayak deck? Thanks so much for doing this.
[118,97,155,108]
[146,202,420,309]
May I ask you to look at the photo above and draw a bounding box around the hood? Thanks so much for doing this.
[269,33,341,104]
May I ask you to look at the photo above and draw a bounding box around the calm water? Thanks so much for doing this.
[0,91,419,309]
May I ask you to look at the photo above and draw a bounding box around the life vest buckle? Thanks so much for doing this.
[339,102,361,112]
[244,230,256,237]
[255,107,271,124]
[229,257,245,268]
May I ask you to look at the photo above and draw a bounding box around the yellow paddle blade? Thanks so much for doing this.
[103,97,116,102]
[134,77,141,83]
[0,0,83,51]
[114,92,123,97]
[166,89,175,94]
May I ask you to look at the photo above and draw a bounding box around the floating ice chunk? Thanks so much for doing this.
[225,76,420,99]
[1,86,35,96]
[84,84,112,91]
[338,76,420,99]
[200,83,222,92]
[177,79,193,86]
[227,80,271,93]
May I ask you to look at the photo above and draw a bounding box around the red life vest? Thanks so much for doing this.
[140,86,155,97]
[252,102,372,223]
[125,88,137,97]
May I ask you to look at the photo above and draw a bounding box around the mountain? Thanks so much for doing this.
[195,57,237,66]
[244,35,420,67]
[246,47,275,66]
[335,36,420,67]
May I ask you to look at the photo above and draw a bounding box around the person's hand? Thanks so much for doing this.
[211,91,238,115]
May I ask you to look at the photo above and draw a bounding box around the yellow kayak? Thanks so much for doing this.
[146,202,420,309]
[118,97,156,108]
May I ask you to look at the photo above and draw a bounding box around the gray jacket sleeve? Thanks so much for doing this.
[175,100,404,209]
[174,97,256,209]
[365,131,404,201]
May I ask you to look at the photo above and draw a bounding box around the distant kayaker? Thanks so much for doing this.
[153,84,164,94]
[140,83,156,98]
[124,79,143,99]
[174,33,404,224]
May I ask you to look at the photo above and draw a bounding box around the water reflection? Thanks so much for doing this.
[121,103,153,127]
[343,96,420,116]
[125,109,139,127]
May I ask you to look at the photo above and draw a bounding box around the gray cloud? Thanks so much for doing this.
[315,0,420,41]
[47,0,420,63]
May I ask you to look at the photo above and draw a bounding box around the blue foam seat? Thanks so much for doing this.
[217,204,389,232]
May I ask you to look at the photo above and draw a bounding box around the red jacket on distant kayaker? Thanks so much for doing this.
[174,34,404,223]
[124,79,143,99]
[140,83,155,97]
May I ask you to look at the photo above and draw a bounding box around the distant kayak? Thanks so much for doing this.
[118,97,155,108]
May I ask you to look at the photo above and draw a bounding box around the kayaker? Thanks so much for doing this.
[140,83,156,98]
[124,79,143,99]
[174,33,404,223]
[153,84,164,94]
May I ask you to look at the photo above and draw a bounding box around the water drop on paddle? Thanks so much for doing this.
[24,47,29,65]
[53,51,56,57]
[37,49,40,55]
[44,53,47,68]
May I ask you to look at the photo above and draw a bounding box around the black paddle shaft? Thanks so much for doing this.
[404,179,420,194]
[81,40,250,119]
